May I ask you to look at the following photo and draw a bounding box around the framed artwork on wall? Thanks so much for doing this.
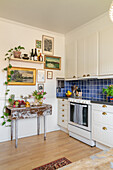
[38,84,44,92]
[42,35,54,55]
[36,40,41,49]
[44,55,61,70]
[8,67,36,85]
[37,69,46,83]
[47,71,53,79]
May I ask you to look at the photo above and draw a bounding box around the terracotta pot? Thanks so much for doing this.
[13,51,21,58]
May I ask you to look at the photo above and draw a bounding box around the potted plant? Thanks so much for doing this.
[102,85,113,102]
[32,90,47,105]
[5,45,25,59]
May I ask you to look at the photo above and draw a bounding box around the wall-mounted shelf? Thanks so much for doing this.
[10,58,45,64]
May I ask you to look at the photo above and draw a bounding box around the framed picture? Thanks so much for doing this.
[47,71,53,79]
[36,40,41,49]
[38,84,44,92]
[42,35,54,55]
[8,67,36,85]
[37,69,46,83]
[44,55,61,70]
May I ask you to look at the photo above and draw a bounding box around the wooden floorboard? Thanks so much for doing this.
[0,130,101,170]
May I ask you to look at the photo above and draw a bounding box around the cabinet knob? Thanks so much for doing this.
[83,75,86,77]
[102,127,107,130]
[62,109,64,111]
[102,112,107,115]
[62,104,64,106]
[102,105,107,108]
[87,74,90,77]
[62,120,64,122]
[62,99,64,101]
[62,115,64,117]
[73,76,76,78]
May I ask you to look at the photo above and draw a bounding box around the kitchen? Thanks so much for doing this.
[0,0,113,170]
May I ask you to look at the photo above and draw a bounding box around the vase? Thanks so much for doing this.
[13,51,21,58]
[39,99,43,105]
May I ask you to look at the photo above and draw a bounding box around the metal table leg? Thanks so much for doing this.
[37,116,40,135]
[11,119,14,141]
[44,116,46,140]
[15,119,18,148]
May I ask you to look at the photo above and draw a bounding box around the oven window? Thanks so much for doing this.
[70,103,88,127]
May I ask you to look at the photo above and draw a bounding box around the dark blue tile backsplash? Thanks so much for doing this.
[56,79,113,101]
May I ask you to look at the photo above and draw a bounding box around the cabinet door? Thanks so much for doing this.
[99,26,113,75]
[77,39,84,78]
[84,33,98,76]
[65,41,77,79]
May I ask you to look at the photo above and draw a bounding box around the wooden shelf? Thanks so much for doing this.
[10,58,45,64]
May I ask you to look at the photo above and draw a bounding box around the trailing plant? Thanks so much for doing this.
[1,46,25,126]
[102,85,113,96]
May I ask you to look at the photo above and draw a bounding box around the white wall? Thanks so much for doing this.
[0,18,65,142]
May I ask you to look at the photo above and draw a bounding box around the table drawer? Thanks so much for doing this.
[92,123,113,147]
[93,110,113,126]
[92,104,113,113]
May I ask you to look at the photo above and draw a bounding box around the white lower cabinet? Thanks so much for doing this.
[92,104,113,147]
[57,99,69,129]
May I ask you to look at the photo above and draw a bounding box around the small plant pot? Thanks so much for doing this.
[14,51,21,58]
[107,96,113,102]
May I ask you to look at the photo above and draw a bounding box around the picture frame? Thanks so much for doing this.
[36,40,41,49]
[44,55,61,70]
[37,69,46,83]
[42,35,54,55]
[8,67,36,85]
[38,84,44,92]
[47,71,53,79]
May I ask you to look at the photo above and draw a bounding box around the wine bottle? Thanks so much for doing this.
[34,48,37,61]
[39,53,43,62]
[30,49,34,61]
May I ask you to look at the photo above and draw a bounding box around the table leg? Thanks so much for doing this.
[37,116,40,135]
[11,119,14,141]
[44,116,46,140]
[15,119,18,148]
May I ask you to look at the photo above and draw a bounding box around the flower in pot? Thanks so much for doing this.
[32,90,47,105]
[102,85,113,102]
[13,46,25,58]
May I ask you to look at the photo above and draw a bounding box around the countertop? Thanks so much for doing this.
[59,148,113,170]
[57,96,113,105]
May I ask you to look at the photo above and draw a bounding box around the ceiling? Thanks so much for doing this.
[0,0,112,34]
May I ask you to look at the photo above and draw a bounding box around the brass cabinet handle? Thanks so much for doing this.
[62,99,64,101]
[62,115,64,117]
[102,127,107,130]
[62,104,64,106]
[62,120,64,122]
[102,112,107,115]
[62,109,64,111]
[102,105,107,108]
[83,75,86,77]
[87,74,90,77]
[73,76,76,78]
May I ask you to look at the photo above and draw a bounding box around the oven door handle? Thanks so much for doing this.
[70,103,76,106]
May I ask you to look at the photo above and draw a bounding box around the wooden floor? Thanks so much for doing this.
[0,131,100,170]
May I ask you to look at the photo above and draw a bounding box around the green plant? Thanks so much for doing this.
[32,90,47,101]
[102,85,113,96]
[1,46,25,126]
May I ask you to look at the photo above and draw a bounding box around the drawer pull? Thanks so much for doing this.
[102,112,107,115]
[102,127,107,130]
[62,115,64,117]
[102,105,107,108]
[62,120,64,122]
[62,109,64,112]
[62,99,64,101]
[87,74,90,77]
[62,104,64,106]
[83,75,86,77]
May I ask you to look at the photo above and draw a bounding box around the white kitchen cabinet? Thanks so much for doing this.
[58,99,69,129]
[92,103,113,147]
[99,26,113,75]
[84,33,98,77]
[77,38,85,78]
[65,41,77,79]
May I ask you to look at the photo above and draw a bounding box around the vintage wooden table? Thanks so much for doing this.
[6,104,52,148]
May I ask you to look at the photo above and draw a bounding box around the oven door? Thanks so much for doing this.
[69,102,91,131]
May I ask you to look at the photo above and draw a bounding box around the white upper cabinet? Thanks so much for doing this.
[65,41,77,79]
[84,33,98,77]
[77,38,84,78]
[99,26,113,75]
